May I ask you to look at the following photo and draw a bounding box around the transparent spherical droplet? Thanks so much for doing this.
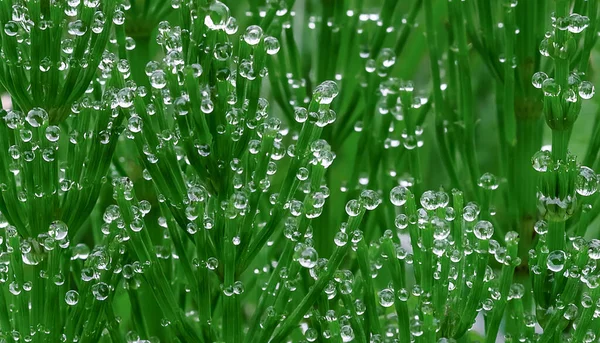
[478,172,498,190]
[534,220,548,235]
[128,116,143,133]
[578,81,595,100]
[568,13,590,34]
[542,78,560,97]
[206,257,218,270]
[532,72,548,89]
[264,36,280,55]
[26,108,48,128]
[334,232,348,246]
[65,290,79,305]
[49,220,68,240]
[340,325,354,342]
[298,246,318,268]
[532,150,552,172]
[204,1,230,30]
[45,125,61,142]
[420,190,437,210]
[345,199,361,217]
[359,189,382,210]
[390,186,409,206]
[313,80,339,105]
[4,21,19,36]
[395,214,408,230]
[243,25,263,45]
[473,220,494,240]
[150,70,167,89]
[587,239,600,260]
[378,288,394,307]
[68,20,87,36]
[92,282,109,301]
[293,107,308,123]
[576,166,598,196]
[546,250,566,272]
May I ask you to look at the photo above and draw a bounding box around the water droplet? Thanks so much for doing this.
[478,172,498,190]
[532,150,552,172]
[204,1,230,30]
[243,25,263,45]
[542,78,561,97]
[378,288,394,307]
[576,166,598,196]
[65,290,79,305]
[568,13,590,33]
[473,220,494,240]
[534,220,548,235]
[26,108,48,128]
[390,186,409,206]
[92,282,109,301]
[578,81,595,100]
[359,189,382,210]
[264,36,280,55]
[546,250,566,272]
[298,246,318,268]
[313,81,339,105]
[49,220,68,240]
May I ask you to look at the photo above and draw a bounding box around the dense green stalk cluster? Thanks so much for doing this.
[1,0,600,342]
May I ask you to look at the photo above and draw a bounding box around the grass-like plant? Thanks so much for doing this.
[0,0,600,342]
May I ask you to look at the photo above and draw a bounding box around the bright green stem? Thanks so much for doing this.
[548,220,565,253]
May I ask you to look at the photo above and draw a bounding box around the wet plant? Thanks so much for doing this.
[0,0,600,342]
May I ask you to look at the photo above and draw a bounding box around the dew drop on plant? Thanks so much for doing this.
[4,21,19,36]
[9,281,21,295]
[420,190,438,210]
[244,25,263,45]
[68,20,87,36]
[298,246,318,268]
[378,288,394,307]
[395,214,408,230]
[546,250,566,272]
[589,239,600,260]
[578,81,595,100]
[576,166,598,196]
[410,316,424,337]
[305,328,318,342]
[45,125,61,142]
[359,189,382,210]
[390,186,409,206]
[65,290,79,305]
[346,200,362,217]
[150,70,167,89]
[264,36,280,55]
[340,325,354,342]
[334,231,348,246]
[204,1,230,30]
[91,282,110,301]
[532,150,552,172]
[542,78,560,97]
[26,108,48,128]
[113,10,125,25]
[534,220,548,235]
[49,220,68,240]
[478,172,498,190]
[313,80,339,105]
[568,13,590,33]
[463,202,480,222]
[128,116,143,133]
[206,257,218,270]
[473,220,494,240]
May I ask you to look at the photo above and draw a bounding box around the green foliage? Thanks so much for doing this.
[0,0,600,342]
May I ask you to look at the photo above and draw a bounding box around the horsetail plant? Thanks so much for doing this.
[1,0,600,342]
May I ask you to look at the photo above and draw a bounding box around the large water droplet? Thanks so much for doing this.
[546,250,566,272]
